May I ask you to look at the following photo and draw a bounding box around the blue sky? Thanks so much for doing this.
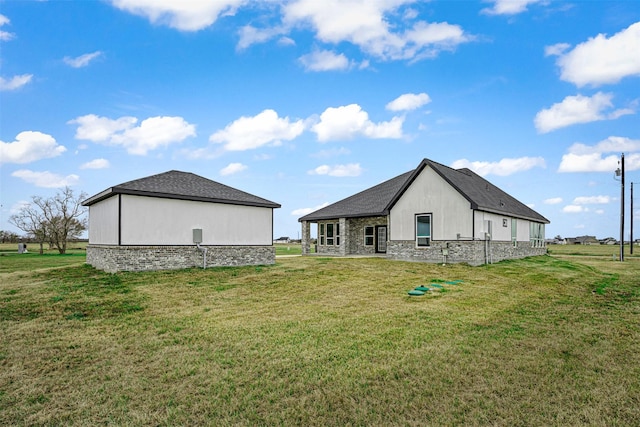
[1,0,639,241]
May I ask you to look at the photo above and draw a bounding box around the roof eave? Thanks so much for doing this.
[85,187,280,209]
[298,211,388,222]
[476,207,550,224]
[82,188,115,206]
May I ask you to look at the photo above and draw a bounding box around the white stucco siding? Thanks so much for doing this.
[474,212,509,241]
[389,166,472,241]
[474,212,535,242]
[88,195,119,244]
[120,195,273,245]
[517,219,530,242]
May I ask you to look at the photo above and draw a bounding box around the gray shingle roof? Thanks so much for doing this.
[82,170,281,209]
[298,170,414,221]
[299,159,549,223]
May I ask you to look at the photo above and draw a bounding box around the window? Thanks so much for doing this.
[319,223,325,246]
[326,223,334,246]
[364,226,374,246]
[336,223,340,246]
[530,223,545,248]
[416,214,431,247]
[511,218,517,247]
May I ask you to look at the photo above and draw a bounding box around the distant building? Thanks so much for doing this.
[83,170,280,272]
[600,237,617,245]
[566,235,599,245]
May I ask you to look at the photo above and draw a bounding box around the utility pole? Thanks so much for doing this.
[615,154,625,261]
[632,182,635,255]
[620,154,625,262]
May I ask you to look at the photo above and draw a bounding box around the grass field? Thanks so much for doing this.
[1,244,639,425]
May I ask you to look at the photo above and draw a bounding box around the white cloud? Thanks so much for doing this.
[450,156,546,177]
[109,0,246,31]
[563,205,588,213]
[69,114,196,155]
[220,162,248,176]
[12,170,80,188]
[210,109,305,151]
[0,14,15,41]
[80,158,110,170]
[573,195,611,205]
[551,21,640,87]
[481,0,544,15]
[558,152,623,173]
[564,136,640,156]
[544,43,570,57]
[312,104,404,142]
[299,49,351,71]
[291,202,330,216]
[64,51,103,68]
[534,92,633,133]
[112,1,471,63]
[308,163,363,177]
[0,131,66,164]
[386,92,431,111]
[544,197,563,205]
[283,0,471,61]
[237,25,286,50]
[558,136,640,172]
[0,74,33,91]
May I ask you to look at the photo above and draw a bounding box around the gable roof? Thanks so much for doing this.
[298,169,415,222]
[82,170,280,209]
[299,158,549,223]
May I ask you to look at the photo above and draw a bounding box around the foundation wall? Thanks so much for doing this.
[387,240,547,266]
[86,245,275,273]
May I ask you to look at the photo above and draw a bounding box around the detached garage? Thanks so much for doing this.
[83,170,280,273]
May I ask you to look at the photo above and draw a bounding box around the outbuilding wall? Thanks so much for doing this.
[86,244,275,273]
[120,195,273,246]
[88,196,119,245]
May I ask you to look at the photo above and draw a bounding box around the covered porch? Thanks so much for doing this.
[300,216,389,256]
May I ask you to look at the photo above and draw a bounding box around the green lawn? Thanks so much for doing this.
[1,247,639,425]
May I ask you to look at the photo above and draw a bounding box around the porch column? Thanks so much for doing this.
[339,217,347,256]
[301,220,311,255]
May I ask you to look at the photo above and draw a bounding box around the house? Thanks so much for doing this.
[570,235,599,245]
[600,237,617,245]
[546,237,566,245]
[298,158,550,265]
[274,236,291,244]
[82,170,280,272]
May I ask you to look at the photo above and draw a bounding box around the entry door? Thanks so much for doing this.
[376,226,387,253]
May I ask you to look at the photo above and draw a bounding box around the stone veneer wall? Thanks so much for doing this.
[315,216,387,256]
[386,240,546,266]
[347,216,387,255]
[86,245,276,273]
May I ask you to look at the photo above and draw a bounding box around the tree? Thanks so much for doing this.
[0,230,21,243]
[8,204,49,254]
[9,187,88,254]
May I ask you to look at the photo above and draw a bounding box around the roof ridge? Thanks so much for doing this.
[83,170,280,208]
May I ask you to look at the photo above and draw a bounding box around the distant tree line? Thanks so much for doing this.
[0,230,22,243]
[8,187,87,254]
